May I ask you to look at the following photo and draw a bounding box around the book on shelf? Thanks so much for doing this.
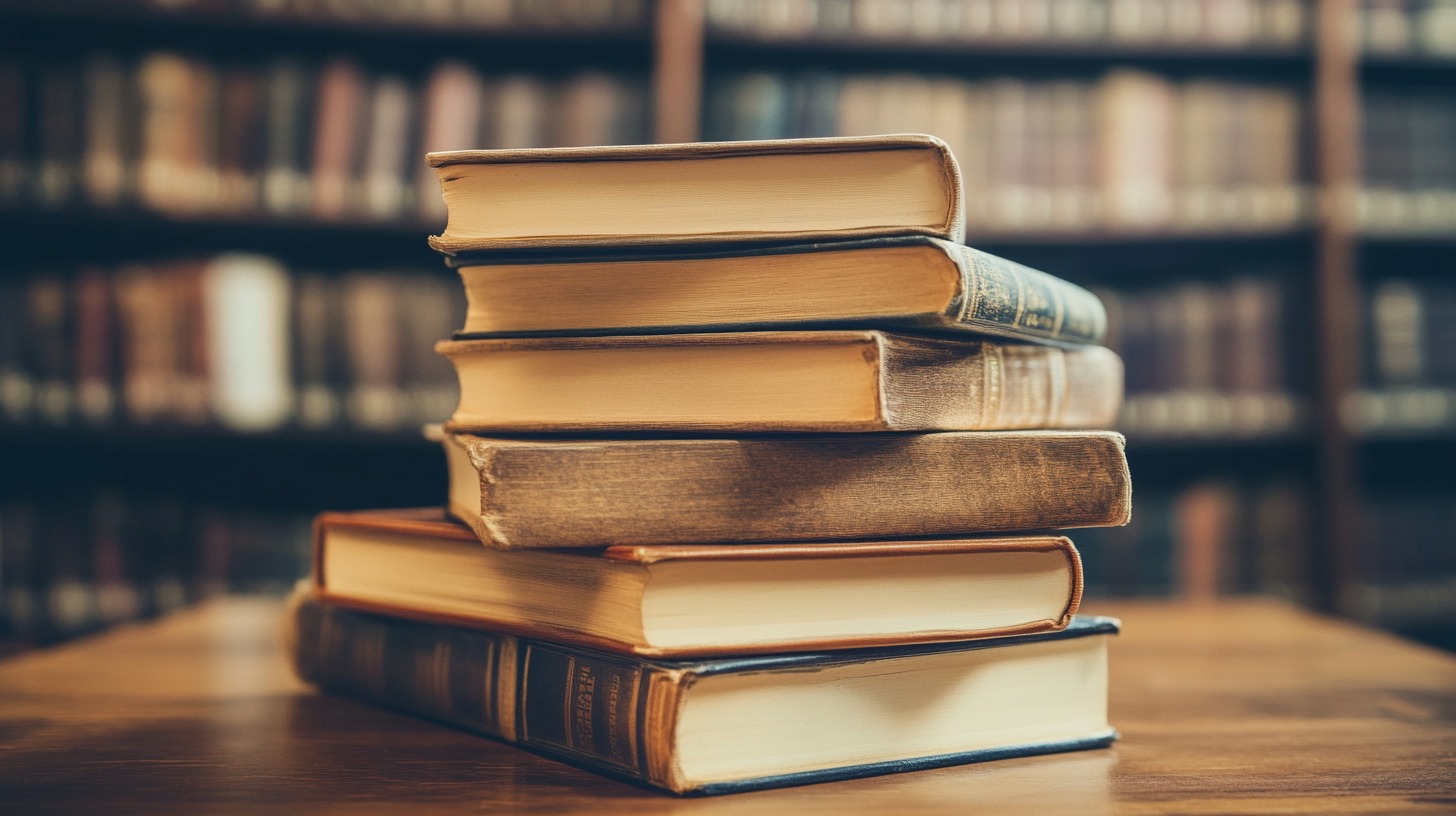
[288,592,1119,795]
[1359,0,1456,57]
[1098,275,1301,438]
[703,0,1308,47]
[426,134,966,254]
[1073,478,1310,599]
[704,72,1308,234]
[1350,277,1456,434]
[444,430,1132,549]
[1358,88,1456,235]
[312,508,1085,658]
[436,330,1122,433]
[0,53,650,224]
[449,236,1108,345]
[0,257,461,433]
[1354,491,1456,627]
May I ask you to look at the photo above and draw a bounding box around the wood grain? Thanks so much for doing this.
[1,598,1453,814]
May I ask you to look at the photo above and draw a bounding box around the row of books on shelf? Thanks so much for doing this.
[0,55,650,223]
[0,495,311,648]
[1100,276,1304,438]
[707,70,1307,232]
[8,0,650,30]
[1353,493,1456,625]
[18,51,1456,239]
[1346,278,1456,433]
[0,258,460,433]
[1075,478,1310,600]
[1359,89,1456,234]
[1359,0,1456,57]
[706,0,1308,47]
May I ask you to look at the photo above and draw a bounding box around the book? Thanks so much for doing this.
[311,508,1085,658]
[288,592,1119,795]
[426,134,965,254]
[444,431,1132,548]
[435,330,1123,433]
[449,236,1108,346]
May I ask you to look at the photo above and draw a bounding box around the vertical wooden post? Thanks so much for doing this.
[653,0,705,144]
[1312,0,1362,614]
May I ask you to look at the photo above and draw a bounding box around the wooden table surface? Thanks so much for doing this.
[1,597,1454,815]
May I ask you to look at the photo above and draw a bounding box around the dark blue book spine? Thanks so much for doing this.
[289,596,1118,795]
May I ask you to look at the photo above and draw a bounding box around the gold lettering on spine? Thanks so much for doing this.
[1046,348,1068,425]
[961,245,982,322]
[1009,260,1028,327]
[571,663,597,749]
[562,657,576,748]
[982,343,1003,428]
[605,672,624,762]
[1050,278,1067,338]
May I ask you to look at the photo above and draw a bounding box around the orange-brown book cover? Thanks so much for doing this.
[310,508,1084,658]
[427,134,965,253]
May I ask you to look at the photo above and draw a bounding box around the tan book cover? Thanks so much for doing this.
[311,508,1084,658]
[427,134,965,253]
[436,330,1123,433]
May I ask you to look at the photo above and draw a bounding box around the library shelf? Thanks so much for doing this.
[0,208,441,268]
[705,33,1313,76]
[0,1,653,50]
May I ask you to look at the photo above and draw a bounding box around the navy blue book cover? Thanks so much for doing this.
[291,596,1119,795]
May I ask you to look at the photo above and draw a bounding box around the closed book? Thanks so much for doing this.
[450,236,1108,346]
[426,134,965,254]
[288,593,1119,795]
[312,508,1084,658]
[445,431,1132,549]
[436,331,1123,433]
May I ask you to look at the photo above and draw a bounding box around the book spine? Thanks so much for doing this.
[880,337,1123,430]
[288,595,683,793]
[454,432,1131,549]
[952,244,1108,346]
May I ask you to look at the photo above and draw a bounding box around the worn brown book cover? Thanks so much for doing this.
[427,134,964,253]
[436,330,1123,433]
[311,507,1084,658]
[445,431,1131,549]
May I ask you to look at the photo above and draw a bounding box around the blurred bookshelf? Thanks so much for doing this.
[0,0,1453,653]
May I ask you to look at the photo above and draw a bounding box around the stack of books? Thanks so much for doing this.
[287,135,1133,796]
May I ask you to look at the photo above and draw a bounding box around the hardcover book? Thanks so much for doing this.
[311,508,1085,657]
[426,134,965,253]
[449,236,1108,347]
[436,330,1123,433]
[444,431,1132,549]
[288,593,1120,795]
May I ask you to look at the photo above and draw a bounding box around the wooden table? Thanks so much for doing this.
[2,598,1453,814]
